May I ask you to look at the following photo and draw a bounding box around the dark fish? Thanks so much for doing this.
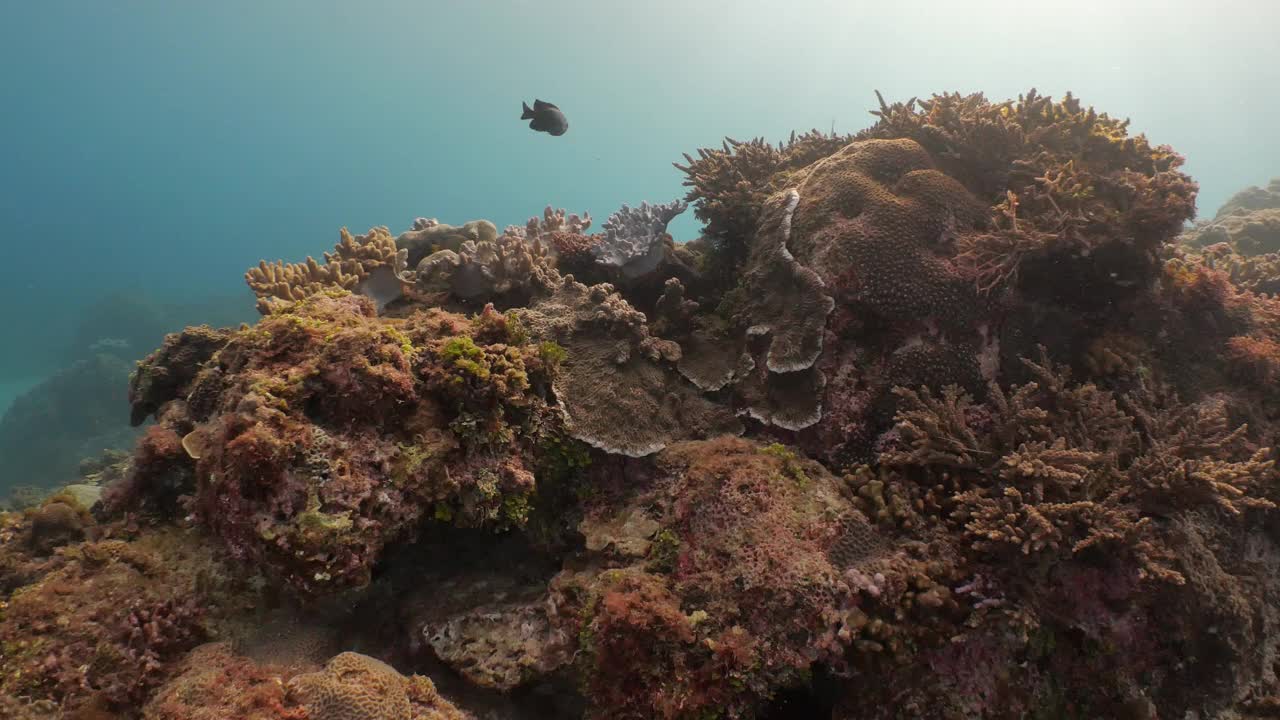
[521,99,568,136]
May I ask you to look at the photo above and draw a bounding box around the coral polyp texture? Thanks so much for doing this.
[6,88,1280,719]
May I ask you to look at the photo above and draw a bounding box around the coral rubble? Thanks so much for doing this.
[7,89,1280,719]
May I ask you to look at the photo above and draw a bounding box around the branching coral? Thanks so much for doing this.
[878,349,1274,582]
[673,130,851,285]
[590,200,688,280]
[409,229,557,304]
[48,88,1280,719]
[247,227,410,314]
[864,89,1197,298]
[520,205,592,239]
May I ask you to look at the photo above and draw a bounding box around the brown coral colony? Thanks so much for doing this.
[5,89,1280,719]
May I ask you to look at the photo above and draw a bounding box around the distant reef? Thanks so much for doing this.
[0,353,141,496]
[0,290,254,500]
[6,89,1280,719]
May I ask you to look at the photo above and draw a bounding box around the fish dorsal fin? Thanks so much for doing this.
[533,99,558,111]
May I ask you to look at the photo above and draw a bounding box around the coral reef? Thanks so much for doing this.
[558,437,877,718]
[143,642,309,720]
[122,292,559,595]
[1181,177,1280,255]
[12,89,1280,719]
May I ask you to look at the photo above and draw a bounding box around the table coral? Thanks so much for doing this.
[36,87,1280,719]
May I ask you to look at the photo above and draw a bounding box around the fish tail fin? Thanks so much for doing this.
[521,101,535,120]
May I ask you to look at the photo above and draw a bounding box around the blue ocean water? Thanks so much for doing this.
[0,1,1277,472]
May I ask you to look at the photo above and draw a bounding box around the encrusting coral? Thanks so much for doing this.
[10,88,1280,719]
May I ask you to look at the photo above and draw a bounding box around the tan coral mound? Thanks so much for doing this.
[287,652,465,720]
[247,227,408,314]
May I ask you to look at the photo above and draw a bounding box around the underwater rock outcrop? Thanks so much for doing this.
[9,89,1280,719]
[123,293,561,595]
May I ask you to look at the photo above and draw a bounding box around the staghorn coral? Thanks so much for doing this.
[286,652,465,720]
[247,227,410,314]
[863,89,1197,306]
[673,131,851,283]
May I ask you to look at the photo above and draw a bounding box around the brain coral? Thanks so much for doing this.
[669,90,1203,470]
[287,652,464,720]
